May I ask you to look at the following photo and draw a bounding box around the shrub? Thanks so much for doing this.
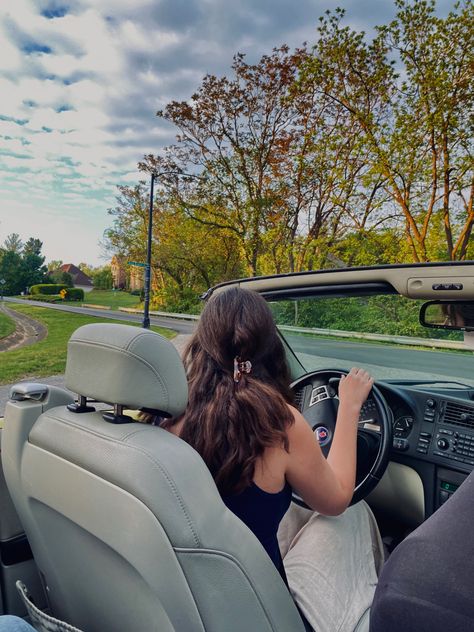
[65,287,84,301]
[30,284,68,295]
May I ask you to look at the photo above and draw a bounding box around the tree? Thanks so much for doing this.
[92,267,113,290]
[78,262,96,278]
[22,238,48,287]
[47,260,63,272]
[49,270,73,287]
[104,183,244,310]
[3,233,23,254]
[141,46,313,276]
[0,250,23,295]
[300,1,474,261]
[0,237,48,294]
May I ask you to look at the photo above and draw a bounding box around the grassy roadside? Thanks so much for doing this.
[280,329,472,355]
[0,304,176,385]
[0,310,16,339]
[65,289,141,310]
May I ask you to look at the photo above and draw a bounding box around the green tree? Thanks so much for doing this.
[47,260,63,272]
[49,270,73,287]
[3,233,23,254]
[92,266,113,290]
[22,238,48,288]
[105,183,244,310]
[300,1,474,261]
[0,250,23,295]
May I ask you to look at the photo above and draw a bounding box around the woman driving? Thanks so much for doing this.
[160,286,383,631]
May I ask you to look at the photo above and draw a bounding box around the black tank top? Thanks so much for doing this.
[222,481,292,580]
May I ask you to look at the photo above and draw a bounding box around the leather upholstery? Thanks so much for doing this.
[65,324,188,415]
[2,323,306,631]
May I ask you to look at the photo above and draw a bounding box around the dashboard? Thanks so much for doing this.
[374,383,474,471]
[295,378,474,517]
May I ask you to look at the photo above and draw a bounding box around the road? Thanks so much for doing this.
[285,333,474,385]
[3,297,474,386]
[3,297,196,335]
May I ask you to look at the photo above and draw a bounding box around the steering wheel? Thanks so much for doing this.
[290,369,393,507]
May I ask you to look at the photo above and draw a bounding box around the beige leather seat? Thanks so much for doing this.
[2,324,306,631]
[0,383,72,616]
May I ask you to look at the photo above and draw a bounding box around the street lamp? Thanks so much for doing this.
[142,172,155,329]
[142,169,202,329]
[0,278,5,303]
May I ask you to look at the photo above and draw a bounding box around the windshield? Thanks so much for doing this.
[270,294,474,387]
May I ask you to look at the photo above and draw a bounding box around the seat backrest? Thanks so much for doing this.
[2,324,305,632]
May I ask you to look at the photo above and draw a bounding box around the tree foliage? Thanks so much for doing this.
[0,235,48,295]
[106,0,473,311]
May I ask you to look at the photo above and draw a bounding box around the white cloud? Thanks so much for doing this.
[0,0,461,266]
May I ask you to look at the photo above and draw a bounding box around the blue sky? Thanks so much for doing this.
[0,0,456,266]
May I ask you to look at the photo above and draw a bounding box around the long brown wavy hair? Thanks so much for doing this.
[163,287,295,494]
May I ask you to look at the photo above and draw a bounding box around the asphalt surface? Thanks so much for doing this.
[3,297,196,334]
[285,334,474,385]
[2,299,474,415]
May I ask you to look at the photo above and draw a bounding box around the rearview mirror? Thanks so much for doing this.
[420,301,474,331]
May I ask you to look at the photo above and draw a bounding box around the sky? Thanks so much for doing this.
[0,0,457,267]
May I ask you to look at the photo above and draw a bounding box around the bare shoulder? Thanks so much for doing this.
[285,404,314,441]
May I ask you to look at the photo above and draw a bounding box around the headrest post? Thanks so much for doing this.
[67,395,96,414]
[102,405,134,425]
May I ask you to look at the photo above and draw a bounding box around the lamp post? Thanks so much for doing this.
[142,172,156,329]
[142,168,201,329]
[0,278,5,303]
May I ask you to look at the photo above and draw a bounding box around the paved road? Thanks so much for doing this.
[2,299,473,413]
[3,297,197,335]
[285,333,474,385]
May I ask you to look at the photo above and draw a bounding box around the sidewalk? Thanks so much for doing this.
[0,334,191,417]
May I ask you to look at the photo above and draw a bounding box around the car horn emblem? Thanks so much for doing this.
[315,425,331,446]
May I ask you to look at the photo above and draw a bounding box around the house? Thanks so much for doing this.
[59,264,93,293]
[110,256,127,290]
[110,255,145,292]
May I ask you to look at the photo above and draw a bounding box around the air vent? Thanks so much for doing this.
[293,387,305,411]
[442,401,474,429]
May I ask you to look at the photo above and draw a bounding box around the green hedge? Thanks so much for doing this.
[65,288,84,301]
[25,288,84,302]
[30,284,68,295]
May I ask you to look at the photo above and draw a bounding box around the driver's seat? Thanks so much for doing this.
[2,323,307,632]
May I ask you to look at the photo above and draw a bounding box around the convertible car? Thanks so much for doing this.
[1,261,474,631]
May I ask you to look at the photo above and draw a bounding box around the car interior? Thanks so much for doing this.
[1,261,474,631]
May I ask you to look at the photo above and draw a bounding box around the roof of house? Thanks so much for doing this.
[59,264,93,287]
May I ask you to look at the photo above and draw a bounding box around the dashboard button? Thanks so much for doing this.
[437,438,449,451]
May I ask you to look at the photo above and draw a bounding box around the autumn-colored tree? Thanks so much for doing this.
[105,183,244,310]
[301,1,474,261]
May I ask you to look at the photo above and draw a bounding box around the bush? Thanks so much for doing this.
[64,287,84,301]
[30,284,68,295]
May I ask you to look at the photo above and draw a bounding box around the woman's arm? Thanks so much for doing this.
[284,368,373,515]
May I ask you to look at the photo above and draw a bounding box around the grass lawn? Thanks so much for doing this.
[0,310,16,339]
[67,289,141,310]
[0,304,176,385]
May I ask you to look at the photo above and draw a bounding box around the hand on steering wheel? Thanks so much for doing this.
[291,369,392,507]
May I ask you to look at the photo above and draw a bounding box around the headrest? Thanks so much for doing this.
[65,323,188,416]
